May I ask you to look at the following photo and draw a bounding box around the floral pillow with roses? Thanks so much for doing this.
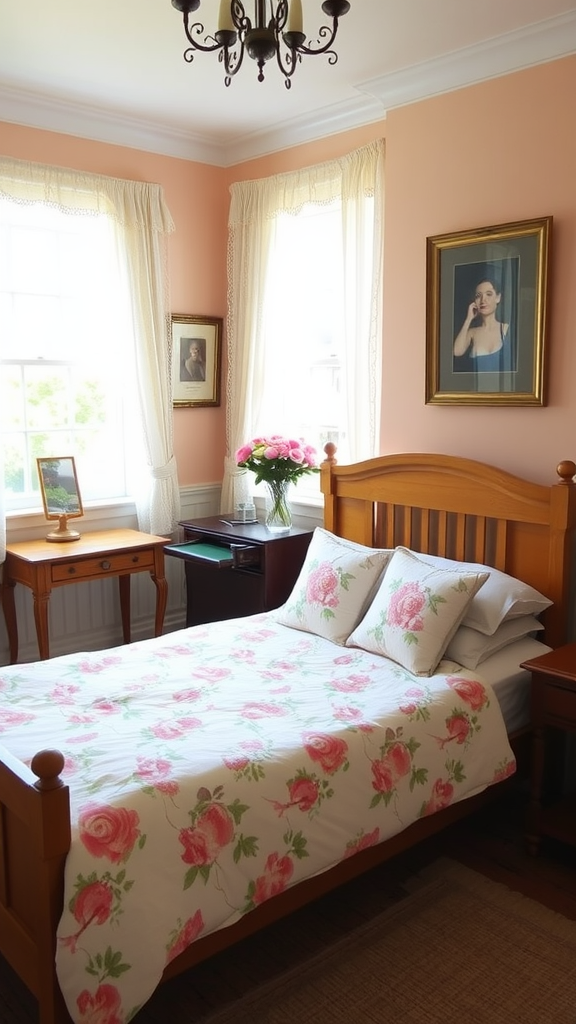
[273,527,392,644]
[347,546,489,675]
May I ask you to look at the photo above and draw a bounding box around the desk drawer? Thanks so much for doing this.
[543,681,576,729]
[52,548,155,582]
[541,679,576,729]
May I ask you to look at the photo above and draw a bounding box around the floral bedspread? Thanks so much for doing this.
[0,614,516,1024]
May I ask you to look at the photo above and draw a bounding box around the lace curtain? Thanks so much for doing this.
[0,157,180,538]
[222,139,384,511]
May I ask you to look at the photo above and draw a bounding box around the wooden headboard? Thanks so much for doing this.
[321,448,576,649]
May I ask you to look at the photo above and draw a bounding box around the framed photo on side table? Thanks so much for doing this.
[171,314,223,407]
[37,456,84,542]
[425,217,552,406]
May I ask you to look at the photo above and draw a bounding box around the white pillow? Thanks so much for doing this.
[273,527,392,644]
[346,546,489,676]
[407,550,552,635]
[444,614,545,670]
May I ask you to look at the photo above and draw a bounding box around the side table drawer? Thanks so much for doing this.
[52,548,155,583]
[542,682,576,728]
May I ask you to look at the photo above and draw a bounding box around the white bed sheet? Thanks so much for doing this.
[458,636,551,734]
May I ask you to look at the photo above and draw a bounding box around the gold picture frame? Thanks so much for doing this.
[37,456,84,542]
[425,216,552,406]
[171,314,223,408]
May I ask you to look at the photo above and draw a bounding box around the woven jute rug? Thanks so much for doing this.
[199,858,576,1024]
[2,858,576,1023]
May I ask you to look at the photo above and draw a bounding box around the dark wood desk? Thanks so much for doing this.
[2,528,168,662]
[166,516,312,626]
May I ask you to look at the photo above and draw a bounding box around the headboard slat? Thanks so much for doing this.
[472,517,487,563]
[494,520,508,570]
[436,511,448,555]
[454,513,466,559]
[419,509,431,552]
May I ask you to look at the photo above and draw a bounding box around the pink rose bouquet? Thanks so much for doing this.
[235,435,320,486]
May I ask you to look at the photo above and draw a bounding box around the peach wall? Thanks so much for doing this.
[3,53,576,490]
[0,123,229,486]
[381,55,576,485]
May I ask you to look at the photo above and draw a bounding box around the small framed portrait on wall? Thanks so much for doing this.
[171,314,223,407]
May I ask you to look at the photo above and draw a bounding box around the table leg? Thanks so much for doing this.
[527,725,545,856]
[32,589,51,661]
[2,577,19,664]
[151,572,168,636]
[118,575,131,643]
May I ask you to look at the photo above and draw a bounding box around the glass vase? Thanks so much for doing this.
[265,479,292,534]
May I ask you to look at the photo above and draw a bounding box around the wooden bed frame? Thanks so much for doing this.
[2,451,576,1024]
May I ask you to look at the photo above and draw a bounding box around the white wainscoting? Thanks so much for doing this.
[0,490,323,667]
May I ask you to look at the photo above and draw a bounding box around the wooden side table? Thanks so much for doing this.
[2,528,169,662]
[521,643,576,855]
[166,516,312,626]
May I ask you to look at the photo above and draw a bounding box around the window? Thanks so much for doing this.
[0,197,144,512]
[223,139,384,512]
[258,201,348,471]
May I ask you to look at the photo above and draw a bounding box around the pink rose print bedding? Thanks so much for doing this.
[0,614,515,1023]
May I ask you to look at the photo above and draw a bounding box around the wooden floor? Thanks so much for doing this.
[437,779,576,921]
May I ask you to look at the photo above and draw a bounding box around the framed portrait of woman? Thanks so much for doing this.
[170,314,223,408]
[425,217,552,405]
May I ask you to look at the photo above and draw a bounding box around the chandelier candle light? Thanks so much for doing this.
[236,435,319,533]
[171,0,351,86]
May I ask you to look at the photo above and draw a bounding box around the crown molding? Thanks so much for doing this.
[1,11,575,167]
[0,84,227,166]
[0,80,386,166]
[223,94,386,166]
[356,9,576,112]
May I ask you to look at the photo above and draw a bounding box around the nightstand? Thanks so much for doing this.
[521,643,576,855]
[2,529,168,662]
[165,516,313,626]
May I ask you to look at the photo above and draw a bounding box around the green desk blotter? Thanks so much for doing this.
[164,542,233,565]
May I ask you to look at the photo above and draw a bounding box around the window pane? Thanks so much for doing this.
[0,197,141,511]
[256,201,348,494]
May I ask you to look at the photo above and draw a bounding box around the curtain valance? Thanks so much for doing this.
[0,157,175,233]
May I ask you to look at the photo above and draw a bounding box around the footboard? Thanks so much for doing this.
[0,746,72,1024]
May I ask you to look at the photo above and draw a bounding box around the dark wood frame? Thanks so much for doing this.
[171,314,222,408]
[2,450,576,1023]
[426,217,552,406]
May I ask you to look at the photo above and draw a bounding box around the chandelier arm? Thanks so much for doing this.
[181,15,225,53]
[272,36,301,83]
[273,0,288,32]
[231,0,248,32]
[221,40,246,80]
[275,42,299,83]
[295,21,341,57]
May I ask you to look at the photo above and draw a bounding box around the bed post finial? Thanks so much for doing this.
[323,442,337,465]
[556,460,576,484]
[31,749,66,790]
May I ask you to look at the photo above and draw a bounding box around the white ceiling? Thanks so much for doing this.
[1,0,576,166]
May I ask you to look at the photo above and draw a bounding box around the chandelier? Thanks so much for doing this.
[170,0,351,87]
